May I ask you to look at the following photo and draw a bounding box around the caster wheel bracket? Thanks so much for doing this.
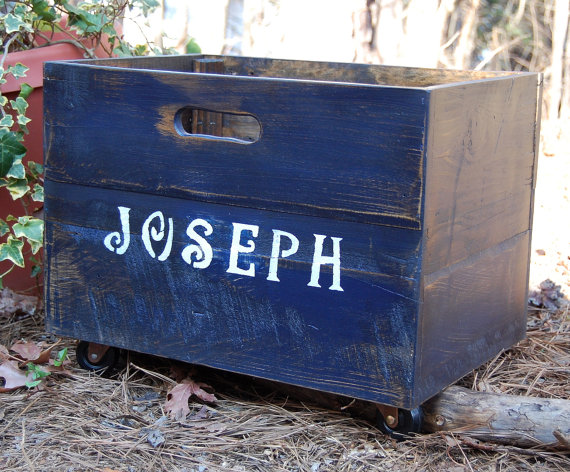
[86,342,111,364]
[376,404,424,440]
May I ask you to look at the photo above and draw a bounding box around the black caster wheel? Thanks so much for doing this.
[76,341,119,372]
[377,407,423,440]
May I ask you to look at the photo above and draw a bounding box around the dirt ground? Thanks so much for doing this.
[0,123,569,471]
[530,124,570,298]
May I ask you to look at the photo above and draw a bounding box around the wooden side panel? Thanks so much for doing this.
[422,75,540,274]
[415,232,529,403]
[45,181,422,407]
[43,62,427,229]
[415,74,541,403]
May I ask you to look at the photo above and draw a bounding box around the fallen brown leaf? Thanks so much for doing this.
[165,379,216,421]
[0,345,9,361]
[0,288,38,317]
[0,360,32,392]
[11,341,42,361]
[10,341,54,364]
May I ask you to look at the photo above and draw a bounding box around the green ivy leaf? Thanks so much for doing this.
[6,178,29,199]
[25,379,42,388]
[17,114,32,132]
[29,240,42,255]
[4,13,28,33]
[53,348,68,367]
[185,38,201,54]
[31,183,44,202]
[134,44,148,56]
[28,161,44,177]
[0,219,9,237]
[64,1,102,34]
[113,42,135,57]
[6,159,25,179]
[13,217,44,245]
[0,115,14,128]
[0,236,25,267]
[0,95,7,106]
[0,128,26,177]
[10,96,28,115]
[30,0,57,22]
[8,63,29,79]
[135,0,160,16]
[19,83,33,100]
[27,362,50,380]
[30,264,42,278]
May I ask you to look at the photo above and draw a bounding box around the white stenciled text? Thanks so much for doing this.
[103,207,344,291]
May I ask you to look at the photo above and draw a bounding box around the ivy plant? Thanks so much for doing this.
[0,0,166,289]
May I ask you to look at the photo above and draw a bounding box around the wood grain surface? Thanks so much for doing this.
[45,181,421,406]
[44,60,427,229]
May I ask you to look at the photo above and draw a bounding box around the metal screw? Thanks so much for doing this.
[385,415,397,426]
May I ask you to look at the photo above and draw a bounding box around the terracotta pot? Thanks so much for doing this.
[1,43,90,293]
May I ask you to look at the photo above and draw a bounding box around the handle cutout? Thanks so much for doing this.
[175,107,261,144]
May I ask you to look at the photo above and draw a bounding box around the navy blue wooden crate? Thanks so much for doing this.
[43,56,542,409]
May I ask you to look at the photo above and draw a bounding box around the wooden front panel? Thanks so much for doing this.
[45,181,422,407]
[44,62,427,229]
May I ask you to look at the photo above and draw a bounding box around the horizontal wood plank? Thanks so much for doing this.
[45,181,422,407]
[44,61,427,229]
[416,232,529,404]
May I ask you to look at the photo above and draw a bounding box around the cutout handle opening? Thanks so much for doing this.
[175,107,261,144]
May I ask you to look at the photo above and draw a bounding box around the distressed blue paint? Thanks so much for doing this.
[44,61,426,230]
[45,180,421,404]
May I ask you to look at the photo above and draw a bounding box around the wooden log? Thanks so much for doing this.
[423,386,570,449]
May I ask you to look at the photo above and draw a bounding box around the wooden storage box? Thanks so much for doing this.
[44,56,542,409]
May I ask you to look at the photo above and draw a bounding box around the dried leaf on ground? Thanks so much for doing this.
[528,279,568,310]
[0,288,38,317]
[165,379,217,421]
[10,340,53,364]
[0,360,32,391]
[0,345,9,360]
[11,340,42,360]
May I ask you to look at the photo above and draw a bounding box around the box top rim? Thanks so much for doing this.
[43,54,539,90]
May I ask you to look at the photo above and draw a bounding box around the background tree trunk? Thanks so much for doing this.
[374,0,405,65]
[223,0,244,55]
[548,0,570,124]
[400,0,454,68]
[451,0,481,69]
